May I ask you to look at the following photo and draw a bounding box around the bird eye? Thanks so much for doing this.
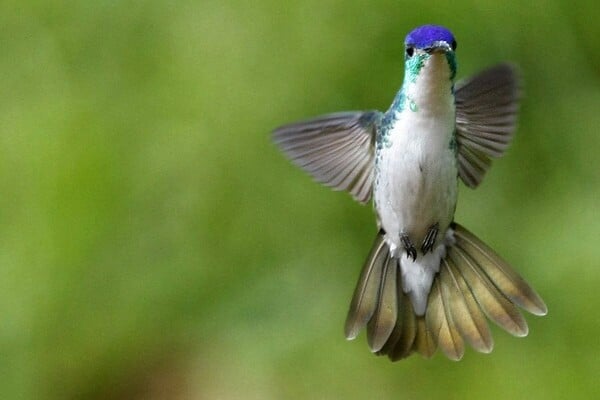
[451,40,457,50]
[406,46,414,57]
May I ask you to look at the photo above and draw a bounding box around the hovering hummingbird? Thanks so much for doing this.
[273,25,546,361]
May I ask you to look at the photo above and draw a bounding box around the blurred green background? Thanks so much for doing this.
[1,1,599,399]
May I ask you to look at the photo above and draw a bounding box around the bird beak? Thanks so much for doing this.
[425,41,452,54]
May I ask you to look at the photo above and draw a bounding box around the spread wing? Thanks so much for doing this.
[455,63,521,188]
[272,111,382,204]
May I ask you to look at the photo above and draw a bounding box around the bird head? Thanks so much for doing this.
[403,25,457,82]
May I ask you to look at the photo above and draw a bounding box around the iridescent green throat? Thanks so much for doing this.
[404,51,457,83]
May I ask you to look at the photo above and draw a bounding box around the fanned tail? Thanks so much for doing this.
[345,223,547,361]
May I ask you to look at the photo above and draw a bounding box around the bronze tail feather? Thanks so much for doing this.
[345,223,547,361]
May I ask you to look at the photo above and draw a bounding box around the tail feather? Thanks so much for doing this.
[345,232,388,340]
[450,245,529,337]
[379,292,417,361]
[345,222,546,361]
[426,276,464,360]
[444,257,494,353]
[366,253,398,352]
[412,317,437,358]
[438,263,466,360]
[425,278,445,342]
[453,226,548,316]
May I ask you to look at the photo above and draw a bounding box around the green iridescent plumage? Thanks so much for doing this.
[405,53,429,82]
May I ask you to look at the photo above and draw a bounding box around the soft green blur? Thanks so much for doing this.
[1,1,598,399]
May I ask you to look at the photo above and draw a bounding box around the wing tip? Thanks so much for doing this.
[272,111,377,204]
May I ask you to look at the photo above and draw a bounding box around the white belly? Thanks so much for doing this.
[371,50,458,315]
[374,110,458,256]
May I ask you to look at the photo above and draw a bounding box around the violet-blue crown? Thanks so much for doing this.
[405,25,456,49]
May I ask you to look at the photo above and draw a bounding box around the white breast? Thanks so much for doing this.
[373,52,459,314]
[376,112,456,245]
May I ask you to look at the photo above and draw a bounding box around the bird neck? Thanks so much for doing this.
[390,53,456,117]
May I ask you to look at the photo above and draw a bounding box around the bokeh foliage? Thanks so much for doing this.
[0,1,598,399]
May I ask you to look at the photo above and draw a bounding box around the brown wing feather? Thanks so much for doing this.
[273,111,381,203]
[455,63,521,187]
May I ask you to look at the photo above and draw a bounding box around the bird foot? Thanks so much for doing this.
[401,234,417,261]
[421,223,439,254]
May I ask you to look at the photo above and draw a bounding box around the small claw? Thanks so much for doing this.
[407,247,417,261]
[401,233,417,261]
[421,223,439,254]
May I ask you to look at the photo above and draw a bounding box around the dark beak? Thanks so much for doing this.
[424,41,452,54]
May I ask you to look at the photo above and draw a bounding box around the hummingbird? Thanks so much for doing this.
[273,25,546,361]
